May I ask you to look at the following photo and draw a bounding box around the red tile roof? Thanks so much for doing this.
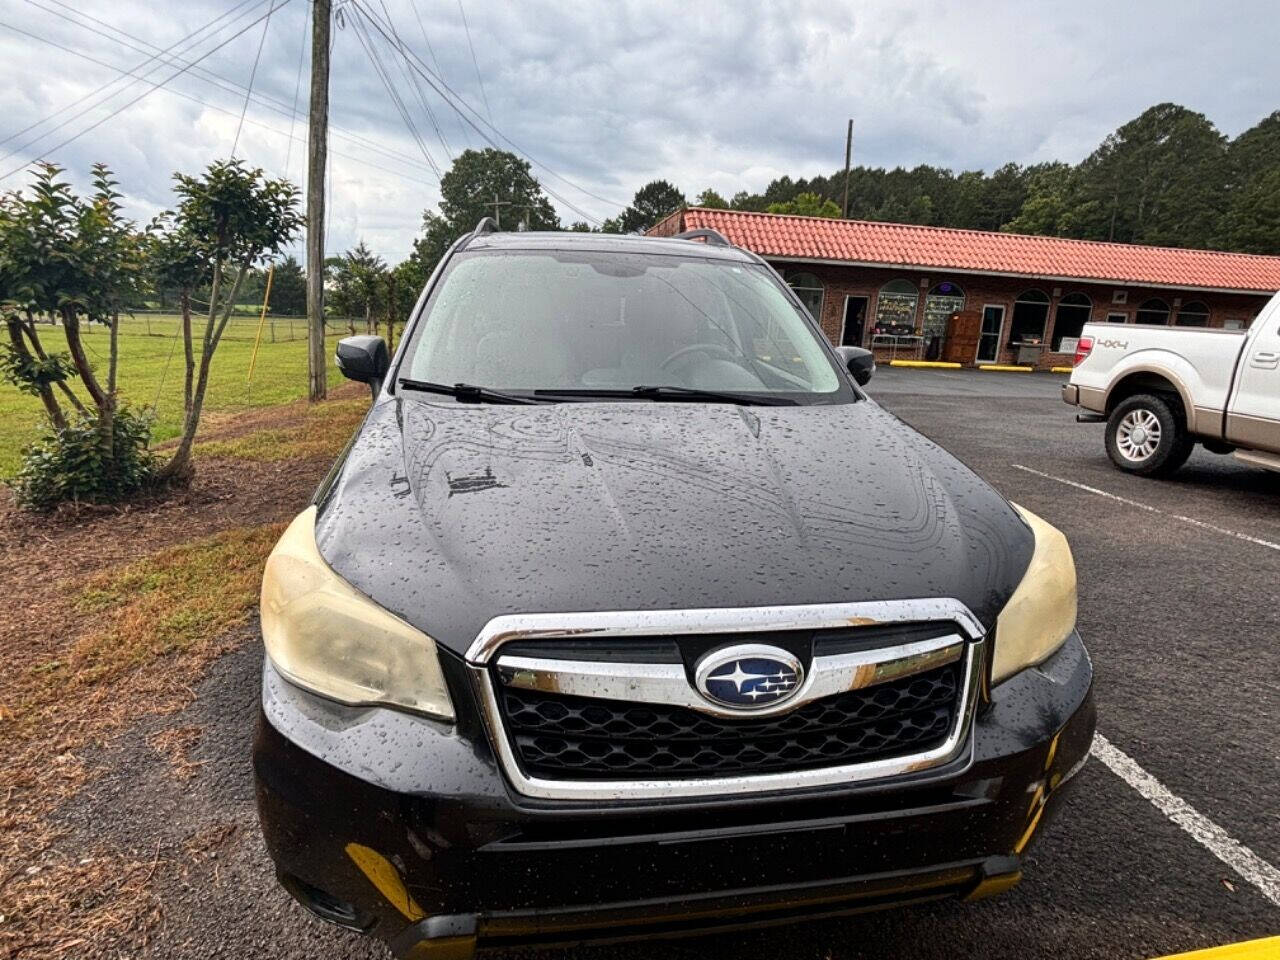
[654,208,1280,295]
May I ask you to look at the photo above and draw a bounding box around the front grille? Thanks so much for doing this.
[496,662,960,780]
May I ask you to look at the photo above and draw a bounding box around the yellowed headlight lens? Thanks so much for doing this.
[991,504,1078,685]
[260,507,454,720]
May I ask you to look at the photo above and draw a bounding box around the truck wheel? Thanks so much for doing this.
[1106,394,1194,477]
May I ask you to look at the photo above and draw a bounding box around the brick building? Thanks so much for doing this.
[648,208,1280,369]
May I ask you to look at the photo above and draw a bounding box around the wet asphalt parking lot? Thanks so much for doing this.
[68,366,1279,959]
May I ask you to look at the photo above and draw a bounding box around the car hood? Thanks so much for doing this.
[315,395,1033,656]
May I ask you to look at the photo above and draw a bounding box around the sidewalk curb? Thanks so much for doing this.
[977,364,1034,373]
[1050,366,1074,374]
[888,360,963,369]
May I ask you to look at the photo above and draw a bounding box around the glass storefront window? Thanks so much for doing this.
[923,282,965,341]
[1051,293,1092,351]
[1135,298,1171,325]
[1009,289,1051,345]
[1174,301,1210,327]
[874,279,919,337]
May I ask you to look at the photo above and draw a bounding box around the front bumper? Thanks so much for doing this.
[253,632,1094,958]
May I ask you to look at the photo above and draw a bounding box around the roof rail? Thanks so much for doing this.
[673,227,731,247]
[470,216,500,240]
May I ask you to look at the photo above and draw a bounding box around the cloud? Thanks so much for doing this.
[0,0,1276,261]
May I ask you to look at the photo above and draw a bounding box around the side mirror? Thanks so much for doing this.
[835,345,875,386]
[336,335,390,399]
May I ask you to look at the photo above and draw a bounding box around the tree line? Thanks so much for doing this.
[598,103,1280,255]
[401,104,1279,279]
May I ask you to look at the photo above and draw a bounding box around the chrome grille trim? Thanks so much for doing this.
[495,633,963,721]
[464,598,985,664]
[466,599,985,802]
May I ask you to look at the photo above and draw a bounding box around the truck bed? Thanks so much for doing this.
[1070,322,1247,431]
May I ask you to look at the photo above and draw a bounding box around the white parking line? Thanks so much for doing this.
[1010,464,1280,553]
[1091,734,1280,908]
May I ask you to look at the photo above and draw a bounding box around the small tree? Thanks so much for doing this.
[11,166,144,459]
[147,213,210,429]
[0,188,81,430]
[269,255,307,316]
[1,163,151,508]
[157,158,302,481]
[328,242,386,335]
[390,256,427,327]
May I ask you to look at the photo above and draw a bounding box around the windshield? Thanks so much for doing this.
[398,250,849,403]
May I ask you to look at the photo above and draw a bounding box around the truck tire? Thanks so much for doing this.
[1105,393,1194,477]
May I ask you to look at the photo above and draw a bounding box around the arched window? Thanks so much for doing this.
[1135,298,1171,325]
[1051,293,1092,351]
[874,279,919,337]
[787,272,824,322]
[1174,300,1210,327]
[1009,289,1051,345]
[923,282,965,341]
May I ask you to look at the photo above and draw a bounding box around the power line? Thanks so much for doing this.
[407,0,463,148]
[352,1,616,224]
[0,0,294,183]
[2,0,267,158]
[350,11,438,177]
[231,0,278,157]
[356,0,626,211]
[3,0,260,150]
[378,0,451,160]
[22,0,430,176]
[0,16,434,186]
[283,0,309,177]
[455,0,492,124]
[355,4,598,225]
[349,9,440,179]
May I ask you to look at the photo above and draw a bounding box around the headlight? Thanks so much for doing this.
[991,504,1078,684]
[260,507,454,720]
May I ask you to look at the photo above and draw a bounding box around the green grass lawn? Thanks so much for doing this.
[0,315,356,476]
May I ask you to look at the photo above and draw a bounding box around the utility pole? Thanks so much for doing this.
[489,190,512,227]
[841,119,854,219]
[306,0,331,402]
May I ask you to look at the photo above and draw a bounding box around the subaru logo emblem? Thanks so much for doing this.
[695,644,804,711]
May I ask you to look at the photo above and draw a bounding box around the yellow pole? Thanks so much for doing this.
[246,263,276,388]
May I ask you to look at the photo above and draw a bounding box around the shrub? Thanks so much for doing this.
[8,408,155,511]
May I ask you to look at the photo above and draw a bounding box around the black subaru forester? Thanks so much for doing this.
[253,222,1095,958]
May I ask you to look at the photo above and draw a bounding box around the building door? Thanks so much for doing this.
[976,305,1005,363]
[841,296,869,346]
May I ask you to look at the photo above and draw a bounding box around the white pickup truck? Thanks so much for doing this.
[1063,290,1280,476]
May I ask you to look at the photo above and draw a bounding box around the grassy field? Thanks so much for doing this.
[0,315,363,476]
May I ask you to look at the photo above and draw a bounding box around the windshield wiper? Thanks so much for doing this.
[534,385,796,406]
[398,378,543,405]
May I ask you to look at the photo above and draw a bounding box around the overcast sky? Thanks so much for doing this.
[1,0,1277,262]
